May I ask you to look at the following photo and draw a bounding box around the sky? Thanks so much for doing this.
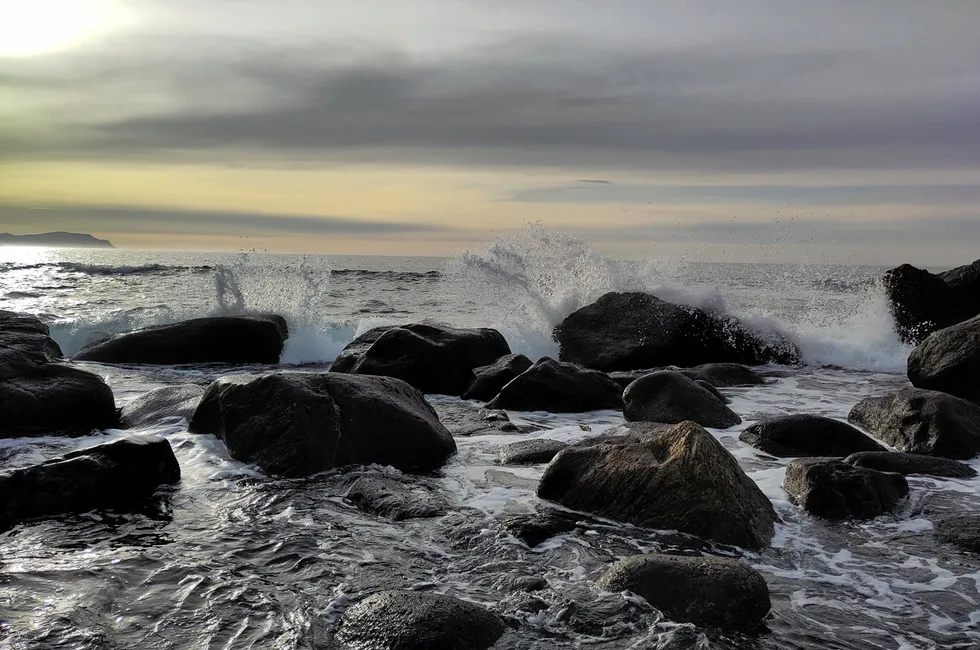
[1,0,978,264]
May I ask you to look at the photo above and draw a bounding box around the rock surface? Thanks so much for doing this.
[330,323,510,396]
[502,509,580,547]
[596,554,771,632]
[907,315,980,404]
[933,515,980,553]
[334,590,506,650]
[74,315,288,365]
[538,421,777,549]
[679,363,767,387]
[498,439,569,465]
[783,458,908,520]
[739,414,886,458]
[345,475,447,520]
[844,451,977,478]
[883,260,980,344]
[848,388,980,459]
[486,358,623,413]
[623,371,741,428]
[189,372,456,477]
[121,384,205,428]
[553,292,800,371]
[463,353,533,401]
[0,436,180,530]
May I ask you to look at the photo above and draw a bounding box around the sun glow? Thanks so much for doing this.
[0,0,127,57]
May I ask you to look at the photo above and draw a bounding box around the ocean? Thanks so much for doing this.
[1,230,977,649]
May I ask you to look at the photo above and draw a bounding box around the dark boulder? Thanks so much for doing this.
[502,509,580,547]
[538,421,777,549]
[121,384,205,428]
[1,363,119,438]
[330,323,510,396]
[486,358,623,413]
[74,315,288,365]
[680,363,767,387]
[883,263,979,344]
[908,315,980,404]
[462,353,533,401]
[845,451,977,479]
[330,325,394,374]
[739,414,886,458]
[498,438,569,465]
[189,372,456,478]
[623,371,741,429]
[934,515,980,553]
[345,475,447,520]
[553,292,800,371]
[596,554,771,632]
[848,388,980,460]
[334,590,506,650]
[783,458,908,520]
[0,436,180,530]
[0,310,63,375]
[939,259,980,315]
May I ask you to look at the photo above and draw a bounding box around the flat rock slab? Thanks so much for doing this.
[844,451,977,478]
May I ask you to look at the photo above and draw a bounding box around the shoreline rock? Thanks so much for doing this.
[486,357,623,413]
[907,315,980,405]
[623,371,741,428]
[740,414,886,458]
[783,458,908,520]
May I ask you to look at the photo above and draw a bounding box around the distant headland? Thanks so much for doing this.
[0,232,115,249]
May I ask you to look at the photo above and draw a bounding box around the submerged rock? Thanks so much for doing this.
[189,372,456,478]
[844,451,977,478]
[934,515,980,553]
[334,590,506,650]
[74,315,288,365]
[596,553,771,632]
[498,438,569,465]
[538,421,777,549]
[0,436,180,530]
[623,371,741,428]
[907,315,980,405]
[121,384,205,428]
[502,509,580,547]
[345,475,447,521]
[486,358,623,413]
[330,323,510,396]
[848,388,980,459]
[783,458,908,520]
[739,414,886,458]
[463,353,533,401]
[553,292,800,371]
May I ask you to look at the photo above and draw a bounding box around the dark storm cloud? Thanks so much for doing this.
[0,203,454,236]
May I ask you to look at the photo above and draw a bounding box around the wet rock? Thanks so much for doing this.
[0,310,63,375]
[121,384,205,428]
[502,510,579,547]
[623,371,741,429]
[596,553,771,632]
[345,475,447,520]
[848,388,980,459]
[739,414,886,458]
[844,451,977,478]
[553,292,800,371]
[334,590,506,650]
[463,353,533,401]
[74,315,288,365]
[883,263,978,344]
[486,357,623,413]
[679,362,767,387]
[431,402,541,437]
[933,515,980,553]
[0,436,180,530]
[538,421,777,549]
[189,372,456,478]
[907,315,980,404]
[329,323,510,396]
[498,438,569,465]
[783,458,908,520]
[939,259,980,314]
[694,379,729,403]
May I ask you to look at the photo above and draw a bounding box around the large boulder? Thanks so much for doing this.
[188,372,456,478]
[739,414,886,458]
[553,292,800,371]
[330,323,510,396]
[0,310,63,375]
[538,421,777,549]
[596,554,771,632]
[844,451,977,479]
[848,388,980,460]
[883,260,980,344]
[934,515,980,553]
[0,436,180,530]
[908,315,980,404]
[121,384,205,428]
[334,590,506,650]
[74,315,288,365]
[485,358,623,413]
[623,371,741,428]
[783,458,908,520]
[462,353,533,401]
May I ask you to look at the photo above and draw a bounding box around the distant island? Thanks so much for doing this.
[0,232,115,249]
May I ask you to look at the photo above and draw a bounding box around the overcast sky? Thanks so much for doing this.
[1,0,978,264]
